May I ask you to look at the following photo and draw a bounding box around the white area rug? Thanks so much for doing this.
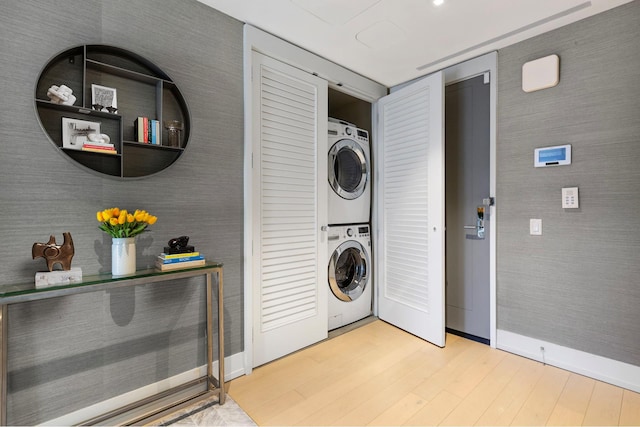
[153,395,256,426]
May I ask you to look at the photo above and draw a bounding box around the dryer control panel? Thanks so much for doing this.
[329,224,371,240]
[346,225,370,238]
[355,129,369,144]
[328,118,369,144]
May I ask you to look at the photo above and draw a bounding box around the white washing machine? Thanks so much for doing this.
[328,118,371,225]
[327,223,372,330]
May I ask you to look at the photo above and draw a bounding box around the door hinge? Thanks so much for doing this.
[483,72,490,84]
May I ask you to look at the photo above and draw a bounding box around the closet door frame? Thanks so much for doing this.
[377,53,498,348]
[243,25,386,373]
[243,25,497,374]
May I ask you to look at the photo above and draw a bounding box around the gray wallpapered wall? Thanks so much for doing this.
[0,0,243,424]
[2,0,639,423]
[496,1,640,366]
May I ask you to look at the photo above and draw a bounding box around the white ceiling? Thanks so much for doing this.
[197,0,632,87]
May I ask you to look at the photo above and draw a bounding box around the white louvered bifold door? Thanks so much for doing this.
[252,52,328,367]
[375,72,445,347]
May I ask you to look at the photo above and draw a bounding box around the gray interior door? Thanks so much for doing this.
[445,75,490,341]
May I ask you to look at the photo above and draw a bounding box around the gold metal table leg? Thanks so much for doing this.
[206,272,213,390]
[1,305,7,425]
[217,268,225,404]
[206,269,225,404]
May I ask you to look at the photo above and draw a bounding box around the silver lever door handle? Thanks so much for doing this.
[463,225,476,229]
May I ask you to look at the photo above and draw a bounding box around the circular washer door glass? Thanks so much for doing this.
[329,240,369,301]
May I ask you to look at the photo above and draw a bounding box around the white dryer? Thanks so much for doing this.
[327,224,372,330]
[328,118,371,225]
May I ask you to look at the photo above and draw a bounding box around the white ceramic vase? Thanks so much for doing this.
[112,237,136,276]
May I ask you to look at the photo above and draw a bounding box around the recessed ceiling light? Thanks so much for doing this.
[433,0,444,6]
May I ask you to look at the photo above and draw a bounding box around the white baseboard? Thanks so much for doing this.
[220,350,247,381]
[42,351,246,426]
[497,329,640,393]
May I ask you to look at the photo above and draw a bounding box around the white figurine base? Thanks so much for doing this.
[35,267,83,289]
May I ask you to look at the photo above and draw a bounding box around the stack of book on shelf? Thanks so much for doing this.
[155,251,205,271]
[81,141,117,155]
[134,117,160,145]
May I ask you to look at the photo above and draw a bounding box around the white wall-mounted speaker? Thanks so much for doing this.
[522,54,560,93]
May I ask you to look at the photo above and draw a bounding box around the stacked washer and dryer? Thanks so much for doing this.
[326,118,373,330]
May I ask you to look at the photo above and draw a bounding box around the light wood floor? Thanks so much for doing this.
[227,319,640,426]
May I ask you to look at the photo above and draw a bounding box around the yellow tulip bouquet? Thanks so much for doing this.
[96,207,158,238]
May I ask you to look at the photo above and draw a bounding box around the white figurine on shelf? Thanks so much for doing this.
[87,133,111,144]
[46,84,77,106]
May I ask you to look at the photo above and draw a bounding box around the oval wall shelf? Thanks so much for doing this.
[35,45,191,178]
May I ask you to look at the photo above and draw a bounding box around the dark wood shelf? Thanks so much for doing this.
[36,99,121,119]
[86,59,165,85]
[123,140,184,151]
[61,147,122,157]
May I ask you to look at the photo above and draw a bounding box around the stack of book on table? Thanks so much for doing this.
[155,252,205,271]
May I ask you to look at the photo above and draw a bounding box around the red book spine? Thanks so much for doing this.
[83,144,114,150]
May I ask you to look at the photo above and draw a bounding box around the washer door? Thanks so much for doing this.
[328,240,369,302]
[328,139,367,200]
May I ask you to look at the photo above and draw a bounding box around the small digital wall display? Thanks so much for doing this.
[534,144,571,167]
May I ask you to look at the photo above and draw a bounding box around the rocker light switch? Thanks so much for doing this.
[562,187,579,209]
[530,219,542,236]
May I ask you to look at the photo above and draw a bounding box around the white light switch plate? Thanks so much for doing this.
[562,187,579,208]
[530,218,542,236]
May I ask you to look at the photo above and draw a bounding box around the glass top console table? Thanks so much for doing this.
[0,262,224,425]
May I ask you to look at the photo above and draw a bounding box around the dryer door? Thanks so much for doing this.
[328,139,367,200]
[328,240,369,301]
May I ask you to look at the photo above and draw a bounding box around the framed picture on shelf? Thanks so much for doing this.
[91,84,118,112]
[62,118,101,150]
